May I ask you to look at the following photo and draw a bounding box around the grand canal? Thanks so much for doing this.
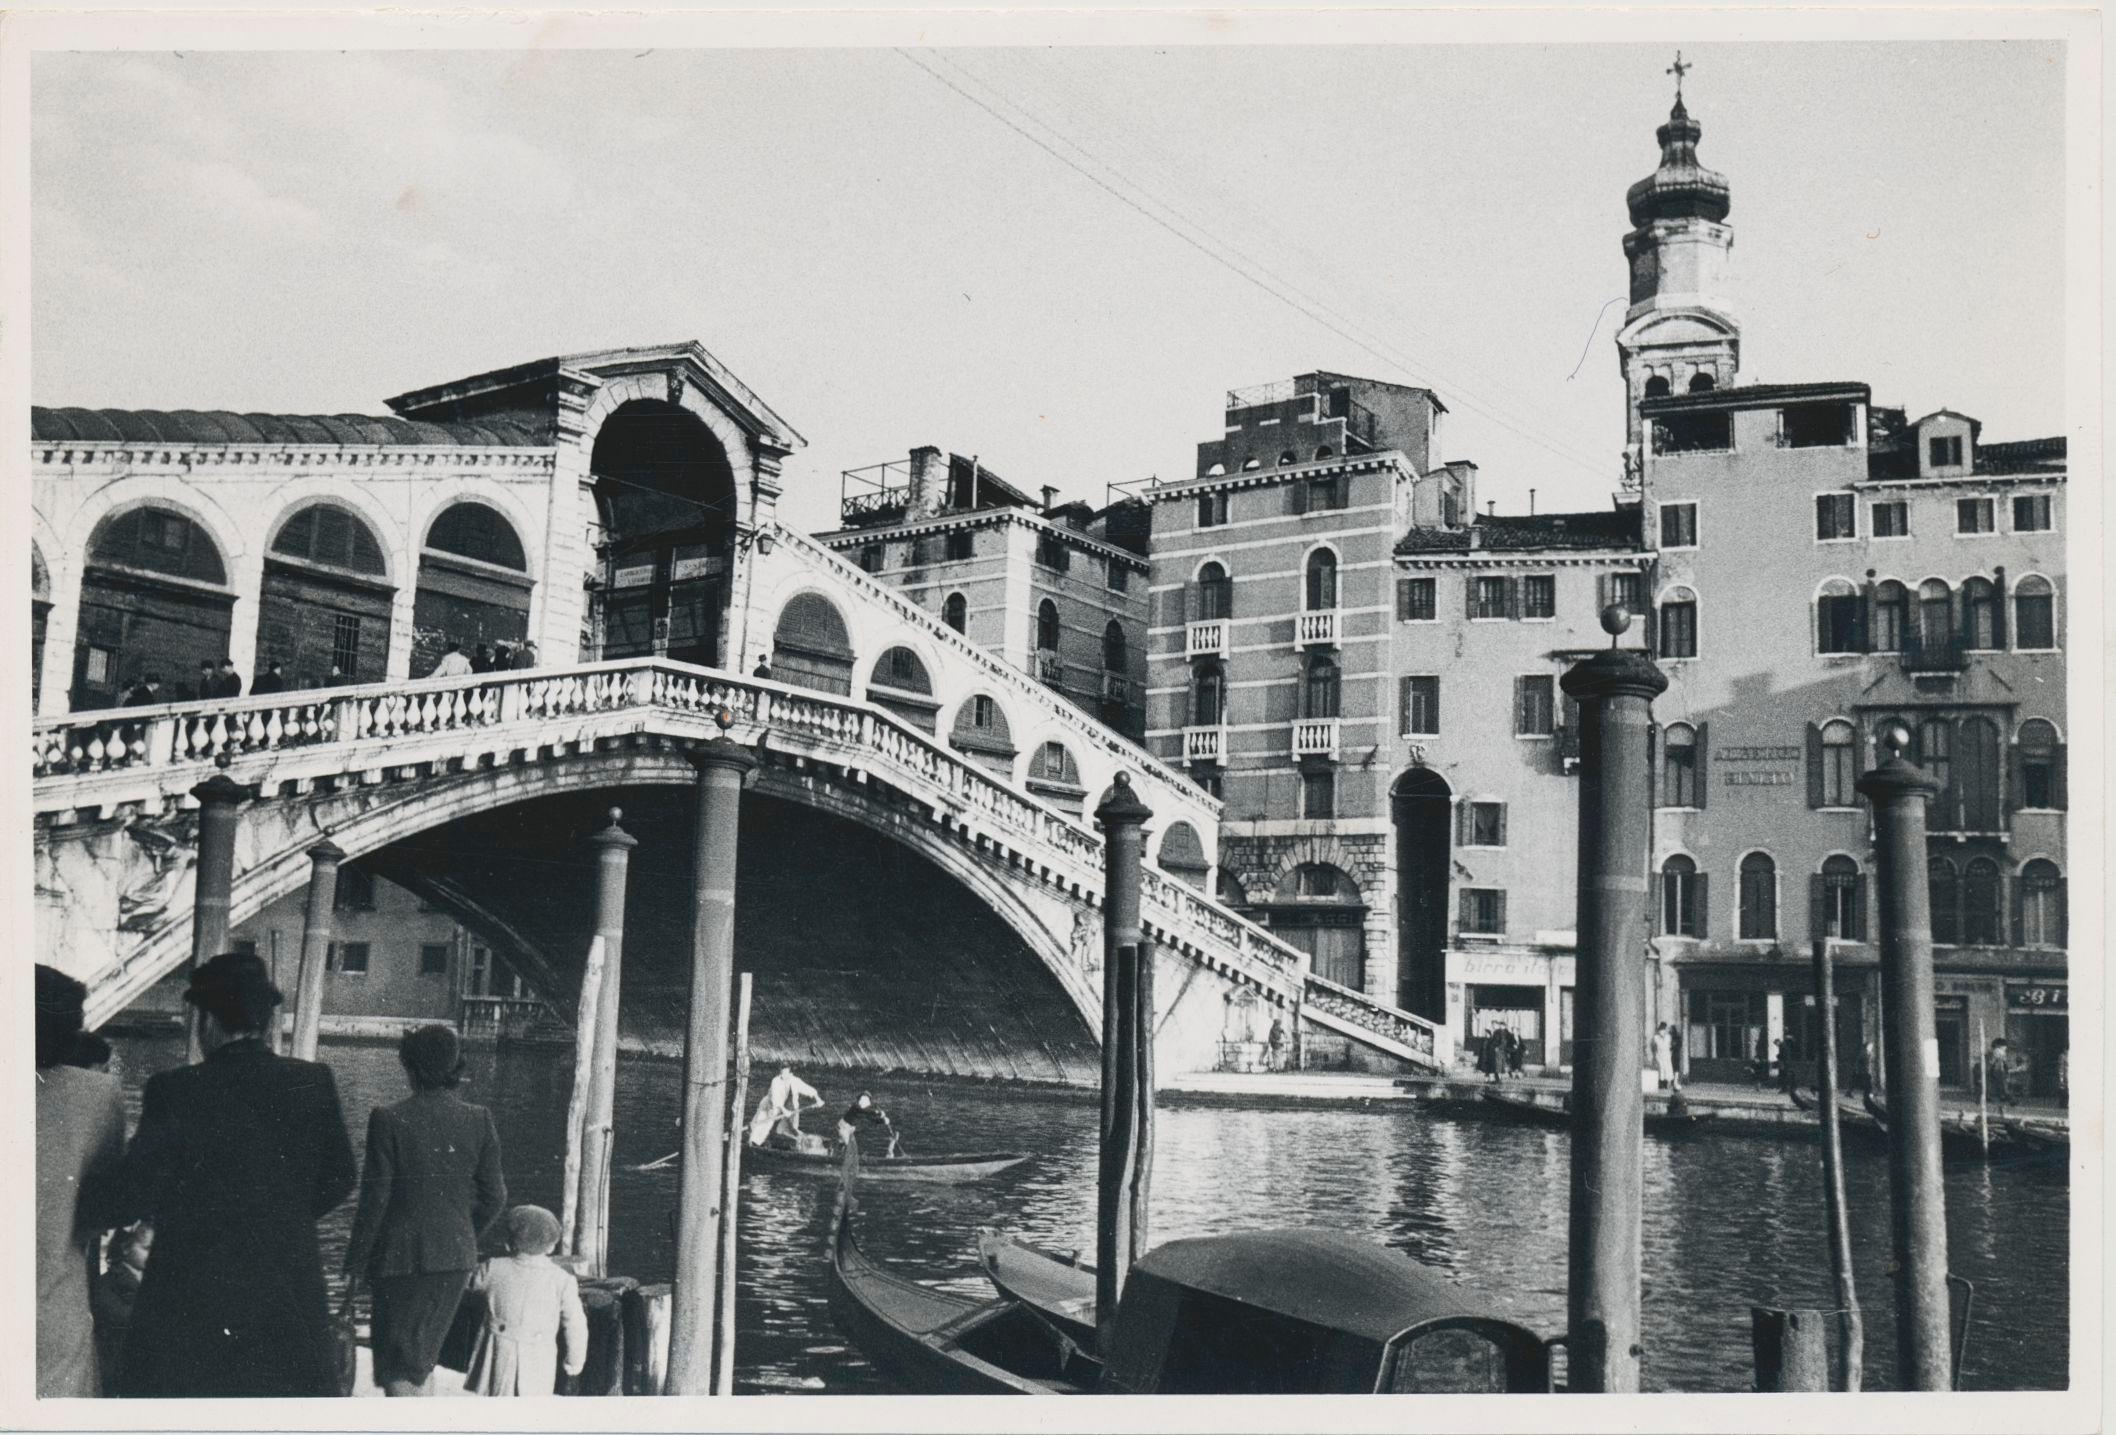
[111,1033,2069,1394]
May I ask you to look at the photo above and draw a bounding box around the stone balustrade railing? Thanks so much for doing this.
[34,657,1446,1063]
[1302,971,1448,1065]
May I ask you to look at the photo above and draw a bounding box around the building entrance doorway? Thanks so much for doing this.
[1391,767,1452,1021]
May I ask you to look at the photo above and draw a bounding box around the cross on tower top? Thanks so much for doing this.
[1668,51,1691,97]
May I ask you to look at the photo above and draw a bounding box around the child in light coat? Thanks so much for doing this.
[464,1206,587,1396]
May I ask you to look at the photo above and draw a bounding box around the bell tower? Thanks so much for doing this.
[1616,55,1740,478]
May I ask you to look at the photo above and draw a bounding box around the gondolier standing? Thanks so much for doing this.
[748,1065,823,1148]
[837,1092,895,1186]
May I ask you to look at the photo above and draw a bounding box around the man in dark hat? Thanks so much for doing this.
[109,951,358,1397]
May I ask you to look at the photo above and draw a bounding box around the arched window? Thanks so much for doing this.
[1278,449,1298,466]
[1192,662,1225,726]
[425,502,526,571]
[1808,719,1858,808]
[1928,857,1961,945]
[1031,740,1078,786]
[871,646,931,694]
[1660,855,1704,938]
[1816,854,1864,941]
[1963,857,2002,945]
[1314,446,1334,461]
[1302,656,1340,720]
[1958,716,2002,831]
[1036,599,1060,652]
[90,506,227,585]
[868,646,938,734]
[1158,821,1211,889]
[1305,549,1338,611]
[1872,580,1909,652]
[771,593,855,696]
[1688,372,1716,393]
[2018,860,2065,948]
[2014,719,2064,810]
[943,592,967,633]
[76,507,234,710]
[1738,853,1777,940]
[1196,562,1233,621]
[2014,575,2056,649]
[948,693,1015,779]
[1241,457,1262,472]
[1205,462,1227,478]
[1644,375,1671,399]
[1102,620,1127,673]
[1658,585,1698,659]
[1917,579,1953,653]
[1661,722,1699,808]
[1961,576,1999,650]
[1816,578,1862,653]
[273,504,387,576]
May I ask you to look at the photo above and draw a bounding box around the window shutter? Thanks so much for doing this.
[1397,578,1412,620]
[1646,722,1659,809]
[1466,576,1480,619]
[1694,721,1709,809]
[2007,741,2024,813]
[1851,875,1866,942]
[1512,676,1526,734]
[1993,570,2009,647]
[1695,873,1709,937]
[2056,878,2068,947]
[2011,875,2024,947]
[1431,677,1441,733]
[1495,803,1507,847]
[1505,577,1520,621]
[1399,677,1412,736]
[1806,723,1825,808]
[1289,480,1309,516]
[1166,584,1186,628]
[1809,873,1827,942]
[1859,579,1877,653]
[1495,890,1508,935]
[2054,741,2067,809]
[1458,888,1473,932]
[1596,573,1610,611]
[1455,799,1471,847]
[1849,586,1870,652]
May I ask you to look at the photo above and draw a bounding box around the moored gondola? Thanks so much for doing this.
[976,1230,1097,1347]
[749,1142,1031,1183]
[1479,1086,1721,1137]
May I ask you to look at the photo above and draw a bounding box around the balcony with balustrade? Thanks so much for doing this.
[1900,633,1969,676]
[1035,650,1064,685]
[1291,719,1340,760]
[1184,725,1226,765]
[1186,619,1229,659]
[1296,610,1339,649]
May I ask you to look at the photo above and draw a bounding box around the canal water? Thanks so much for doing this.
[109,1033,2068,1394]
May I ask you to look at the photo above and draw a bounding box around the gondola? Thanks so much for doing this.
[976,1229,1098,1347]
[1863,1090,2060,1166]
[1479,1086,1720,1136]
[838,1210,1560,1394]
[827,1210,1097,1393]
[748,1142,1032,1183]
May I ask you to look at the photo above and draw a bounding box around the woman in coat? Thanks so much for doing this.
[112,952,359,1397]
[344,1025,508,1396]
[35,965,128,1397]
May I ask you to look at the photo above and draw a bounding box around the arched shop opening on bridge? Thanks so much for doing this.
[72,506,235,710]
[771,593,856,695]
[336,783,1102,1083]
[867,645,939,733]
[260,502,394,686]
[413,501,534,677]
[586,399,737,669]
[32,542,51,712]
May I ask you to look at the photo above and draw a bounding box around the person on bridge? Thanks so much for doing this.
[344,1025,508,1397]
[122,672,166,707]
[188,659,217,702]
[431,642,474,680]
[749,1065,823,1148]
[252,661,288,696]
[108,951,359,1398]
[510,640,538,671]
[212,657,244,698]
[837,1092,896,1185]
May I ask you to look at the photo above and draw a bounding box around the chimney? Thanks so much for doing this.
[1041,485,1059,513]
[1529,488,1537,516]
[907,445,946,519]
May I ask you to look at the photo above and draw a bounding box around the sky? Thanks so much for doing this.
[31,40,2067,534]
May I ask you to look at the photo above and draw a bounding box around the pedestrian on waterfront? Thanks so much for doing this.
[471,643,494,675]
[122,671,166,707]
[510,640,538,671]
[1506,1029,1526,1078]
[252,660,288,696]
[1985,1038,2013,1119]
[108,951,359,1397]
[837,1092,895,1186]
[431,642,474,680]
[344,1025,508,1397]
[1266,1016,1287,1072]
[1774,1037,1797,1096]
[463,1206,586,1397]
[1652,1022,1676,1092]
[35,965,128,1398]
[214,657,244,698]
[1668,1024,1684,1085]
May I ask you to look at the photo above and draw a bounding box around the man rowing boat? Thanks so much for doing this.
[747,1065,824,1149]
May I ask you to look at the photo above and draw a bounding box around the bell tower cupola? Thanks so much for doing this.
[1616,54,1740,478]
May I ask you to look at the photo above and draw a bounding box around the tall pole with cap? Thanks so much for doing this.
[1856,724,1953,1389]
[667,711,757,1396]
[1095,772,1153,1360]
[289,838,344,1062]
[188,769,252,1063]
[1558,605,1665,1393]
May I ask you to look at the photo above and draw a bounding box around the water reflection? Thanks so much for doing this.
[108,1035,2066,1394]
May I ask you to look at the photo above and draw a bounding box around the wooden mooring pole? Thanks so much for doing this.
[1856,725,1953,1390]
[579,810,638,1278]
[666,723,757,1396]
[1095,774,1153,1362]
[1557,614,1664,1393]
[714,973,754,1397]
[1812,937,1862,1391]
[188,773,250,1062]
[289,839,343,1062]
[559,936,608,1262]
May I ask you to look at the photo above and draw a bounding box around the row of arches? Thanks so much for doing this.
[1813,573,2060,655]
[59,498,533,709]
[764,588,1209,880]
[1200,446,1339,477]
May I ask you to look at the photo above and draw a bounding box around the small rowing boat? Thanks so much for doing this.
[1478,1086,1720,1136]
[749,1142,1032,1183]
